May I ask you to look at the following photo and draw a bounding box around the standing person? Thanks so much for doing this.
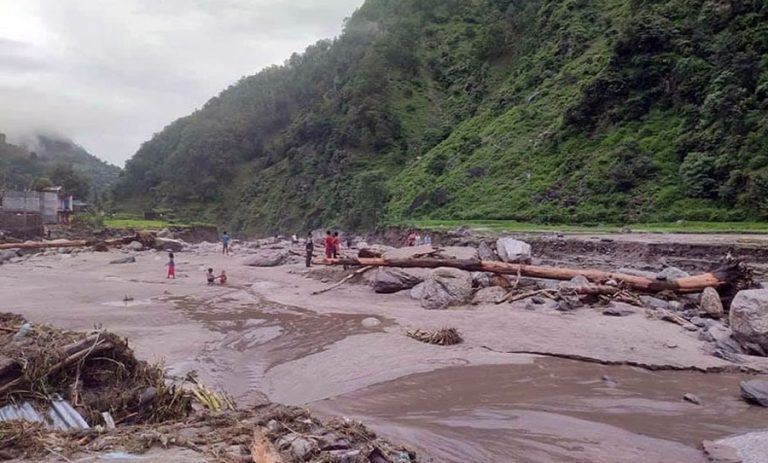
[332,231,341,259]
[167,252,176,279]
[424,234,432,246]
[407,231,416,247]
[222,231,231,255]
[305,233,314,267]
[324,231,334,259]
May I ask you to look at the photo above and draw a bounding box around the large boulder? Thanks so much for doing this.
[153,237,185,252]
[383,245,477,261]
[495,237,531,263]
[373,268,429,294]
[0,249,19,263]
[242,251,287,267]
[126,241,144,252]
[741,380,768,407]
[730,289,768,354]
[472,286,507,305]
[700,287,724,319]
[419,267,473,310]
[477,241,498,261]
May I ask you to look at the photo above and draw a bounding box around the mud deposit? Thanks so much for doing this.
[314,358,768,463]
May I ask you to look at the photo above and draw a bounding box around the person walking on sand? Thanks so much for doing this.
[167,252,176,279]
[306,233,314,268]
[222,231,231,255]
[324,230,334,259]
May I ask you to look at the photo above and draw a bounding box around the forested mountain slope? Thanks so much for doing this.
[114,0,768,233]
[1,133,120,196]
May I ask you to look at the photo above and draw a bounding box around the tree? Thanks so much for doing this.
[48,163,90,199]
[29,177,54,191]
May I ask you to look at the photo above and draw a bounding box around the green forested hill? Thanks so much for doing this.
[113,0,768,233]
[1,134,120,197]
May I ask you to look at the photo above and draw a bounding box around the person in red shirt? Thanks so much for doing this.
[325,230,334,259]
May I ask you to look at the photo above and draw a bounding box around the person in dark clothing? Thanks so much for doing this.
[206,268,215,285]
[332,231,340,259]
[305,233,314,268]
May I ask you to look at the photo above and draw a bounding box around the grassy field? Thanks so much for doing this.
[403,220,768,234]
[104,216,213,230]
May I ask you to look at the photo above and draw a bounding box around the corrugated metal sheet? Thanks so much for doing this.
[0,396,90,430]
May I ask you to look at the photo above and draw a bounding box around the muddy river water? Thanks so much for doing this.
[313,359,766,462]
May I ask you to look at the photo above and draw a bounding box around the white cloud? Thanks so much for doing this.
[0,0,363,166]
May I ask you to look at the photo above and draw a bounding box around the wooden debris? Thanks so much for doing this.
[316,256,746,294]
[251,429,284,463]
[406,328,463,346]
[311,266,374,295]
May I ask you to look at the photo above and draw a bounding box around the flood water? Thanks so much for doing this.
[312,359,768,463]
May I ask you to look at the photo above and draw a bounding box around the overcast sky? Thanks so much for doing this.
[0,0,363,166]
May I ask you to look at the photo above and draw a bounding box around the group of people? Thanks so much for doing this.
[303,230,344,268]
[406,231,432,247]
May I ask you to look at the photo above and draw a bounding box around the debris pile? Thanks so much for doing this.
[406,328,463,346]
[0,314,421,462]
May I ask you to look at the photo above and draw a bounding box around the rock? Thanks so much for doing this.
[361,317,382,328]
[640,295,669,310]
[558,275,589,289]
[740,380,768,407]
[495,237,532,263]
[157,228,174,238]
[126,241,144,252]
[700,287,725,319]
[472,286,507,305]
[706,325,743,355]
[109,256,136,264]
[690,316,708,328]
[557,297,582,312]
[730,289,768,354]
[373,268,427,294]
[471,272,491,288]
[0,249,19,262]
[477,241,498,261]
[656,266,690,281]
[242,251,287,267]
[683,393,702,405]
[410,282,426,300]
[716,431,768,463]
[702,440,742,463]
[277,435,318,460]
[524,297,558,311]
[92,242,109,252]
[419,267,473,310]
[602,302,638,317]
[436,246,479,261]
[489,274,512,289]
[153,237,185,252]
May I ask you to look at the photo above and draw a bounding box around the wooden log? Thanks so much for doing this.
[251,429,284,463]
[314,257,743,294]
[312,266,374,295]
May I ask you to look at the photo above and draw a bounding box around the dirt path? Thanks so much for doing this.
[1,242,768,462]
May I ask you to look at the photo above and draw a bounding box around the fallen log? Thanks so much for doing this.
[314,257,745,294]
[0,233,154,251]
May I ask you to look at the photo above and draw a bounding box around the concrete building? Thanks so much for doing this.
[0,188,73,224]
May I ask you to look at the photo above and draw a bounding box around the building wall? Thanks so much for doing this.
[2,191,41,213]
[0,211,43,238]
[1,191,60,224]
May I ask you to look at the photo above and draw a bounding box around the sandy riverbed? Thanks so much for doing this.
[2,239,768,462]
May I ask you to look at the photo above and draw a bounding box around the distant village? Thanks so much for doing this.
[0,131,84,238]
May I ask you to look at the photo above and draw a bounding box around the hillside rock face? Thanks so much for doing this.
[113,0,768,233]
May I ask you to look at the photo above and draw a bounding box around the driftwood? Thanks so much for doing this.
[311,266,374,295]
[251,429,284,463]
[0,334,114,395]
[315,256,745,294]
[0,233,155,251]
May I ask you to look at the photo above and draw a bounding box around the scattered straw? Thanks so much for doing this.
[406,328,463,346]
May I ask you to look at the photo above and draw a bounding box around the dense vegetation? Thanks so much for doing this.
[0,134,120,199]
[114,0,768,233]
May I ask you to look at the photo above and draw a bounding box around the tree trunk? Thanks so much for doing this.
[315,257,743,294]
